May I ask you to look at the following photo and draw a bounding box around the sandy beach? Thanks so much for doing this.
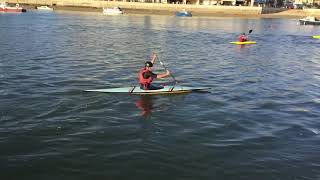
[38,5,308,19]
[261,9,308,19]
[19,2,310,19]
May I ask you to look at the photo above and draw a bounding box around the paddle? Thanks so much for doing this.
[247,29,253,40]
[157,55,178,85]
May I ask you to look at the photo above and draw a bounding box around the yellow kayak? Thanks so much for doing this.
[313,35,320,39]
[230,41,256,45]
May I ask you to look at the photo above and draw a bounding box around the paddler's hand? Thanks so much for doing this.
[166,70,170,76]
[151,53,157,64]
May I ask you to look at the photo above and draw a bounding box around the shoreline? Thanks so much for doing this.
[22,4,308,19]
[58,6,307,19]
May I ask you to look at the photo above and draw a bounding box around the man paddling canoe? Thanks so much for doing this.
[139,53,171,90]
[239,33,248,42]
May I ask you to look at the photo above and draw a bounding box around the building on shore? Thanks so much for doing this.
[294,0,320,6]
[139,0,254,6]
[168,0,320,6]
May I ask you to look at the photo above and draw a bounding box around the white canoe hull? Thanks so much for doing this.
[85,86,210,95]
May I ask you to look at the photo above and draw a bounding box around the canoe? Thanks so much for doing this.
[84,85,210,95]
[230,41,256,45]
[313,35,320,39]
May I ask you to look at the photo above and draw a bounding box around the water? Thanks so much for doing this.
[1,11,320,180]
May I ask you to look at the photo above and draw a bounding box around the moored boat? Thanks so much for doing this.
[103,7,123,15]
[36,5,53,11]
[0,2,26,12]
[299,16,320,25]
[175,9,192,17]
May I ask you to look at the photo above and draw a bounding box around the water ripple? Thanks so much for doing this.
[1,12,320,180]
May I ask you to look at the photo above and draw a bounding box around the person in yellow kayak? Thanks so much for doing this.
[139,53,171,90]
[239,33,248,42]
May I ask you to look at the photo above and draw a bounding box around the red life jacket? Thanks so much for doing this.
[239,35,247,42]
[139,68,154,89]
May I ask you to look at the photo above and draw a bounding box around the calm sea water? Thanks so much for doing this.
[1,10,320,180]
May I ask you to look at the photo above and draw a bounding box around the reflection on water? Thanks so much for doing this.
[135,93,190,118]
[136,95,154,118]
[236,44,247,51]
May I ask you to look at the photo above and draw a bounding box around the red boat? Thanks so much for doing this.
[0,2,26,12]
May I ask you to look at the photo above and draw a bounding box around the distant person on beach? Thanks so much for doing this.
[239,33,248,42]
[139,53,171,90]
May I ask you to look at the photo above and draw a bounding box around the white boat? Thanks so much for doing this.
[299,16,320,25]
[0,2,26,12]
[103,7,123,15]
[36,6,53,11]
[85,85,210,95]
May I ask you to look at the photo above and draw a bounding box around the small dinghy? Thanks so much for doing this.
[36,6,53,11]
[103,7,123,15]
[299,16,320,25]
[0,2,26,12]
[175,9,192,17]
